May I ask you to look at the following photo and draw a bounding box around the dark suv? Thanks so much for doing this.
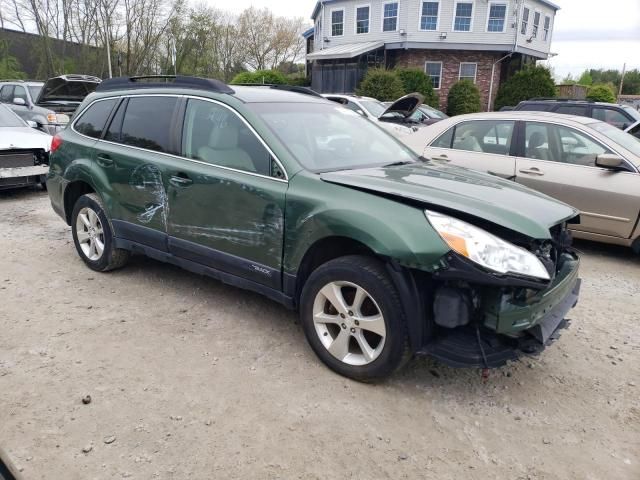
[512,99,640,130]
[47,76,581,381]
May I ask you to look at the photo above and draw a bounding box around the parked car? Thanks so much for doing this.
[625,120,640,140]
[0,104,51,190]
[322,93,423,137]
[0,75,101,134]
[402,111,640,252]
[383,102,448,125]
[47,76,581,380]
[512,99,640,130]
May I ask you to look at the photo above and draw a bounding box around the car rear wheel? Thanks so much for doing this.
[300,255,409,381]
[71,193,129,272]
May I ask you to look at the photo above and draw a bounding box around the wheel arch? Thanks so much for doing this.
[63,180,97,225]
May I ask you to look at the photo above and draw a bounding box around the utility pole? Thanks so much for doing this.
[618,63,626,98]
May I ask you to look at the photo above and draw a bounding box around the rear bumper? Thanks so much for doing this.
[0,165,49,179]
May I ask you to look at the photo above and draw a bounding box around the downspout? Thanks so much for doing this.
[487,0,523,111]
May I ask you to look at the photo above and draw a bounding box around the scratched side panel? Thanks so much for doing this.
[166,160,287,285]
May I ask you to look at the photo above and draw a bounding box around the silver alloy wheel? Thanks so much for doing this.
[76,207,105,261]
[312,281,387,366]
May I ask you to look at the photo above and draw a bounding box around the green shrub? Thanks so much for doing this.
[395,68,439,107]
[494,66,556,110]
[356,68,405,101]
[230,69,287,85]
[586,84,616,103]
[446,80,482,116]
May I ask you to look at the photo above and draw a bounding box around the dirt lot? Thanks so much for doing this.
[0,188,638,480]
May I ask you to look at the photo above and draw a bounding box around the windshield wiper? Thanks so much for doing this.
[384,160,414,167]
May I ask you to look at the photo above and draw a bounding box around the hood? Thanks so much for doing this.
[37,75,101,106]
[381,93,424,119]
[0,127,52,151]
[321,163,579,239]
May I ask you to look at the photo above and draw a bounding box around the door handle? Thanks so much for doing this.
[519,168,544,176]
[96,154,113,167]
[170,173,193,188]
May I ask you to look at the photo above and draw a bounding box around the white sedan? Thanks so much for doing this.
[0,104,52,190]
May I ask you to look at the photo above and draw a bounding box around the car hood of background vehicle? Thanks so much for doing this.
[381,93,425,119]
[321,162,579,239]
[0,127,52,151]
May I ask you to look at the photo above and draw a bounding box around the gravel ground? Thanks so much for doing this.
[0,188,638,480]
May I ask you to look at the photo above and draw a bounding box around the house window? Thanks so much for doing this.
[459,62,477,83]
[521,7,529,35]
[487,3,507,32]
[532,11,541,38]
[420,2,439,31]
[453,2,473,32]
[425,61,442,89]
[543,16,551,41]
[331,9,344,36]
[382,2,399,32]
[356,5,370,34]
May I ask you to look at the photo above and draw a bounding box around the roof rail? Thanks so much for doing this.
[529,97,595,103]
[232,83,323,98]
[96,75,235,94]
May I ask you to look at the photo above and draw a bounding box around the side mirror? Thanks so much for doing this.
[13,97,26,106]
[26,120,38,128]
[596,153,625,170]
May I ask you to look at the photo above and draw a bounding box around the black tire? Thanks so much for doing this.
[71,193,129,272]
[299,255,410,382]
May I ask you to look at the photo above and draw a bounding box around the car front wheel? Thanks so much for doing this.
[71,193,129,272]
[300,255,409,381]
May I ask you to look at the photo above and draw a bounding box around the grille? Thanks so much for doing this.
[0,151,36,168]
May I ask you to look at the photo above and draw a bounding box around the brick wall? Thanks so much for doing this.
[392,49,504,112]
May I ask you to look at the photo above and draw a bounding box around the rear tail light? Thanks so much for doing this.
[51,135,63,153]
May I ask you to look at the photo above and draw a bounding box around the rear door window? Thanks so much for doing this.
[119,96,178,153]
[74,99,118,139]
[451,120,515,154]
[592,107,632,129]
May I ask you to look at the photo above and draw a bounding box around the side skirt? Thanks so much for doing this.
[114,238,295,309]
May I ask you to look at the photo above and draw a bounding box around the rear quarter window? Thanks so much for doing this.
[74,99,118,139]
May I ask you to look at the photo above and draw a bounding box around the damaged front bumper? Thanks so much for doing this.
[418,251,581,368]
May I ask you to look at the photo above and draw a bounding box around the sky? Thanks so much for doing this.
[206,0,640,79]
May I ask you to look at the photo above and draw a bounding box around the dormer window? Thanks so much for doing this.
[453,2,473,32]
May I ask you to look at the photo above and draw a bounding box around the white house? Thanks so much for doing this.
[304,0,559,109]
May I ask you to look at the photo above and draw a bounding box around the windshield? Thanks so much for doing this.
[591,121,640,157]
[360,100,403,119]
[622,106,640,122]
[28,85,42,101]
[419,106,448,119]
[249,102,419,172]
[0,105,26,127]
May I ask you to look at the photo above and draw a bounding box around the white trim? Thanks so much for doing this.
[458,62,478,83]
[354,3,371,35]
[543,15,551,42]
[452,0,475,32]
[520,5,530,35]
[485,1,509,34]
[72,94,289,183]
[531,9,542,39]
[418,0,440,32]
[330,7,345,37]
[381,1,400,33]
[424,61,443,90]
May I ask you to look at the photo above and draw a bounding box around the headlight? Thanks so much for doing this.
[56,114,70,124]
[426,210,550,280]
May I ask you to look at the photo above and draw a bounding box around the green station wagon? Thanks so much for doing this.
[47,76,581,381]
